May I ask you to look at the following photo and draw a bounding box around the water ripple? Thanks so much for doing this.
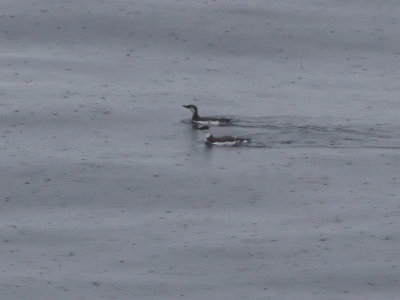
[182,116,400,149]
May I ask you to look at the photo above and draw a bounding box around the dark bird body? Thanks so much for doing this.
[199,126,250,146]
[183,105,231,125]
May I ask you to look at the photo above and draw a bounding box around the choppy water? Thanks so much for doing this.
[183,116,400,149]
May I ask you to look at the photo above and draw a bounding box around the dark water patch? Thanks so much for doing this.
[230,116,344,131]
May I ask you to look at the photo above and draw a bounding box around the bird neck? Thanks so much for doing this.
[191,108,199,118]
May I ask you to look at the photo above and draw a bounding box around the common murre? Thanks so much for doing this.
[199,126,250,146]
[182,104,231,125]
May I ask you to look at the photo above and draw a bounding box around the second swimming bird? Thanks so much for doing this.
[199,126,251,146]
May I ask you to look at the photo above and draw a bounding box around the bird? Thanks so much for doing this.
[182,104,231,125]
[198,126,251,146]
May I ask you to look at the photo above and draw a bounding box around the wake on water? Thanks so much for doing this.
[182,116,400,149]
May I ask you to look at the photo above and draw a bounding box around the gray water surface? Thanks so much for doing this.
[1,0,400,299]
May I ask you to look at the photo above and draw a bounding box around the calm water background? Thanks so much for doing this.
[1,1,400,299]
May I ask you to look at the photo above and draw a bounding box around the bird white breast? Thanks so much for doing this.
[195,120,220,125]
[211,141,237,146]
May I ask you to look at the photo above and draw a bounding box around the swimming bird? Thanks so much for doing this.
[182,104,231,125]
[199,126,250,146]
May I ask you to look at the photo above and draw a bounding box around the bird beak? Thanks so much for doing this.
[182,105,189,109]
